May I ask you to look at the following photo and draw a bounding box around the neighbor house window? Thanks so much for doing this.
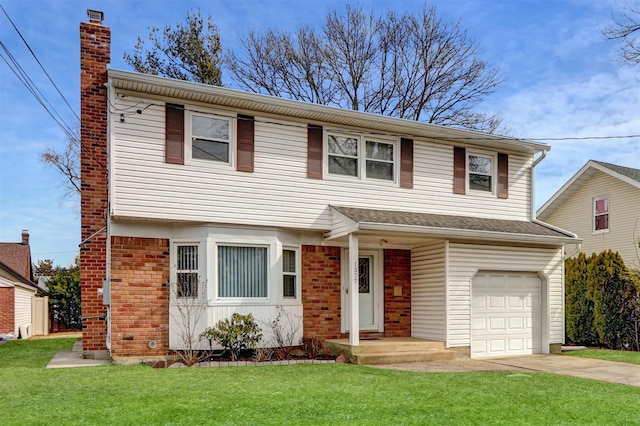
[327,133,396,181]
[176,245,199,298]
[282,249,297,299]
[468,153,494,193]
[218,245,268,298]
[594,196,609,232]
[191,113,231,163]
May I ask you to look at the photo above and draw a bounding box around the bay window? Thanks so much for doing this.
[176,244,199,298]
[218,245,268,298]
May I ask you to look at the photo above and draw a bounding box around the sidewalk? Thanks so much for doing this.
[46,340,110,369]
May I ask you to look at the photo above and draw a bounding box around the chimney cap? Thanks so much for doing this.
[87,9,104,23]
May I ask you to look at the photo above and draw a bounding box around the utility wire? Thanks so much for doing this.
[0,3,79,122]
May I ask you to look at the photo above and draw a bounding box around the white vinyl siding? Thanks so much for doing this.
[543,171,640,269]
[411,241,447,342]
[169,304,304,351]
[447,243,563,349]
[14,285,35,336]
[110,94,533,230]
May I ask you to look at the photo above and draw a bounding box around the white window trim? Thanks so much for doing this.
[185,109,236,167]
[170,241,206,302]
[593,196,610,234]
[214,242,272,302]
[324,130,399,184]
[282,246,301,301]
[466,150,497,196]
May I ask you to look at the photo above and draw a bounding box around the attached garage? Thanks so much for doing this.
[471,271,542,358]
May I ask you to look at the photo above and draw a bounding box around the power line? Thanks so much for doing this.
[0,3,79,122]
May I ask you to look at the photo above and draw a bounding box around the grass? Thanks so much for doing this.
[1,339,640,425]
[564,348,640,365]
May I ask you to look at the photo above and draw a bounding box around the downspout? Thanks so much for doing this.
[105,79,113,357]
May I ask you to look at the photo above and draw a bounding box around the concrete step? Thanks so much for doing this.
[351,340,446,354]
[355,349,456,365]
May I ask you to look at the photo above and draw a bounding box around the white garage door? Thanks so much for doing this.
[471,272,542,358]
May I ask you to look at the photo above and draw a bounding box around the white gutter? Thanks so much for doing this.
[359,222,577,245]
[530,150,547,221]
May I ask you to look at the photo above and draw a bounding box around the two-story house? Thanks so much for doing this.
[80,12,579,364]
[538,160,640,269]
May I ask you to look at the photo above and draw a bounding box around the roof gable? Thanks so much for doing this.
[537,160,640,220]
[0,260,38,289]
[0,243,32,280]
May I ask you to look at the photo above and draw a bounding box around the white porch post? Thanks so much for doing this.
[348,233,359,346]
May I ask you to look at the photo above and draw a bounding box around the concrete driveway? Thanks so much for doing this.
[374,354,640,387]
[487,354,640,387]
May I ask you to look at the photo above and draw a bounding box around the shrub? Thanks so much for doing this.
[200,313,263,361]
[565,250,638,350]
[565,253,597,345]
[588,250,634,349]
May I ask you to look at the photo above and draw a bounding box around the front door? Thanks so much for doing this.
[343,251,381,332]
[358,256,375,328]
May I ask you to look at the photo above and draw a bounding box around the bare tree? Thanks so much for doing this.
[605,1,640,66]
[41,133,80,196]
[124,9,223,85]
[229,5,504,132]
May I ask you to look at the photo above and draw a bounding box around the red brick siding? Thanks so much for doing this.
[80,21,111,352]
[301,245,342,339]
[110,237,170,357]
[0,287,15,334]
[301,246,412,341]
[383,249,411,337]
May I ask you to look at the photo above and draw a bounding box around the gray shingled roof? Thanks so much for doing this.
[593,161,640,183]
[332,206,576,239]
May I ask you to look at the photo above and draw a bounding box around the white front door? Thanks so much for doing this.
[358,256,375,328]
[343,251,382,332]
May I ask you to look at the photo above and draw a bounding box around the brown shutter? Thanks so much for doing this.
[400,138,413,189]
[453,146,466,194]
[165,103,184,164]
[236,114,255,172]
[307,124,323,179]
[497,153,508,199]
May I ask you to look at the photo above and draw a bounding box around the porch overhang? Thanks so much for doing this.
[325,206,581,245]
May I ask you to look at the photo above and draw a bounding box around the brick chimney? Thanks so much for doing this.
[80,10,110,358]
[21,230,29,245]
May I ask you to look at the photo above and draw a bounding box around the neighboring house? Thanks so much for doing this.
[538,160,640,270]
[80,12,579,363]
[0,231,39,337]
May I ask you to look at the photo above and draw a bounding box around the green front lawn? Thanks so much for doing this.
[564,348,640,365]
[1,339,640,425]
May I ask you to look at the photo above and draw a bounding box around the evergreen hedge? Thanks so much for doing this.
[565,250,639,350]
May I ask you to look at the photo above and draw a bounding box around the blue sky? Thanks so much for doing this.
[0,0,638,267]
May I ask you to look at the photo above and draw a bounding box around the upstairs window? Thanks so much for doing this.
[326,132,396,182]
[328,135,359,177]
[190,113,231,163]
[594,196,609,232]
[176,245,199,298]
[366,141,394,181]
[467,153,495,193]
